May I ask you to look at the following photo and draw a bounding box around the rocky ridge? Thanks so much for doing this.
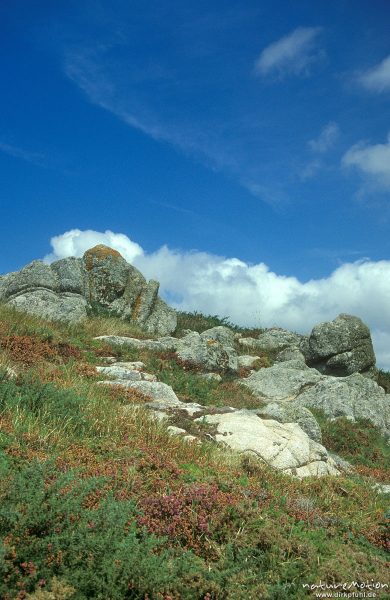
[2,247,389,481]
[95,318,390,479]
[0,245,176,336]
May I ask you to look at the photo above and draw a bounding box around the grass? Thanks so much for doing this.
[378,368,390,394]
[0,306,389,598]
[175,310,264,338]
[312,409,390,482]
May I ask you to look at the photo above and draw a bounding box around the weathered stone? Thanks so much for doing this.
[200,326,236,347]
[276,347,306,364]
[329,453,354,474]
[176,331,238,372]
[195,410,339,478]
[0,245,177,334]
[302,314,376,376]
[199,373,223,382]
[111,361,145,370]
[96,365,142,381]
[4,261,58,298]
[167,426,187,436]
[94,335,178,352]
[51,257,86,295]
[240,360,323,402]
[257,402,322,443]
[237,355,262,368]
[142,296,178,337]
[373,483,390,495]
[255,328,305,351]
[8,289,88,323]
[296,373,390,436]
[98,379,182,408]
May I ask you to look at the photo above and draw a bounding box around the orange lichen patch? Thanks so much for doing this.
[131,293,143,321]
[83,245,123,271]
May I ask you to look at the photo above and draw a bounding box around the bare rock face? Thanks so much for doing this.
[176,329,238,372]
[238,328,304,352]
[0,245,177,336]
[301,314,376,377]
[195,410,339,478]
[240,360,323,401]
[296,373,390,437]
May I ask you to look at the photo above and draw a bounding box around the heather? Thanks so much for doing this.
[0,306,389,599]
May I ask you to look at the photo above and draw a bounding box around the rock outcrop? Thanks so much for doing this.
[296,373,390,437]
[241,360,323,401]
[0,245,177,336]
[301,314,376,377]
[176,327,239,372]
[238,328,304,353]
[257,401,322,443]
[195,410,339,478]
[240,354,390,437]
[96,359,340,478]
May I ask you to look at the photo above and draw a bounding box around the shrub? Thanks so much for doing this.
[312,410,390,471]
[0,461,209,600]
[175,311,238,336]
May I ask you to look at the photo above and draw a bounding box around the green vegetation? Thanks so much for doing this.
[175,310,264,338]
[312,409,390,481]
[0,306,389,599]
[378,368,390,394]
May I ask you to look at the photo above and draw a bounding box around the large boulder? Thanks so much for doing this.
[0,260,88,323]
[176,329,238,372]
[0,245,177,336]
[296,373,390,437]
[195,410,339,477]
[238,328,304,353]
[301,314,376,377]
[240,360,323,401]
[257,402,322,443]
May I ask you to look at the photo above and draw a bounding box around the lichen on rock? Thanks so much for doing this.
[0,245,177,335]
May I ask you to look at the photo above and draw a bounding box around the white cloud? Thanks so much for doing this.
[46,229,390,369]
[309,122,339,153]
[358,55,390,93]
[44,229,144,264]
[342,132,390,190]
[254,27,323,78]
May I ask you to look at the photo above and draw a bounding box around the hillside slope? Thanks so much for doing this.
[0,305,389,599]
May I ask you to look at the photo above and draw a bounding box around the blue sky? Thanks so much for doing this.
[1,1,390,365]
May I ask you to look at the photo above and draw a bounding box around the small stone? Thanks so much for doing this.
[199,373,222,382]
[167,426,187,436]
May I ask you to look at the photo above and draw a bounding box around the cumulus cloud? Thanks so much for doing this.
[309,122,339,153]
[46,229,390,369]
[254,27,323,78]
[358,55,390,93]
[342,132,390,190]
[44,229,144,264]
